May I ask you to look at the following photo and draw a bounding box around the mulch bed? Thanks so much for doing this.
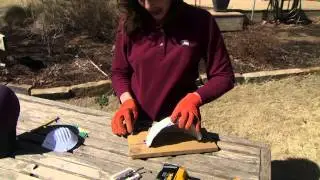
[224,20,320,73]
[1,19,320,88]
[0,28,112,88]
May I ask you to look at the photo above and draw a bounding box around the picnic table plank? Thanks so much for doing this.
[148,155,259,180]
[217,141,261,156]
[17,94,110,117]
[79,144,258,179]
[217,134,270,149]
[260,146,271,180]
[69,148,221,180]
[16,155,109,179]
[212,150,260,164]
[148,151,260,174]
[0,167,39,180]
[11,94,271,180]
[16,141,133,177]
[19,104,110,129]
[0,157,89,180]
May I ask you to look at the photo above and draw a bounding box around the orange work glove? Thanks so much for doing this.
[111,99,138,136]
[170,93,202,132]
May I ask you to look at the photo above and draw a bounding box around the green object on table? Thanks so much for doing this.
[79,131,89,138]
[73,125,89,139]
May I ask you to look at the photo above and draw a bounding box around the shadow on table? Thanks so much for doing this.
[13,125,84,157]
[272,158,320,180]
[144,127,220,149]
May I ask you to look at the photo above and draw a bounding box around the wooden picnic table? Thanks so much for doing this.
[0,94,271,180]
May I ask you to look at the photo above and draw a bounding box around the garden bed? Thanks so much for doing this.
[1,17,319,88]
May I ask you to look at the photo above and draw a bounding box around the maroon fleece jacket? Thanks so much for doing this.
[111,3,235,121]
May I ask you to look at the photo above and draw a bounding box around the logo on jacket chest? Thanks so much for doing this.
[180,40,190,46]
[179,40,198,48]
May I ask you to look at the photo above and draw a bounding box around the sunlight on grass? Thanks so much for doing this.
[201,73,320,162]
[0,0,22,8]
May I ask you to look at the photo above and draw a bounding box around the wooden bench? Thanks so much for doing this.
[0,94,271,180]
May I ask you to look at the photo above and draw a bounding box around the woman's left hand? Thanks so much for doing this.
[170,93,202,132]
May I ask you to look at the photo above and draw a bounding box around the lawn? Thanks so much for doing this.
[62,73,320,164]
[201,74,320,163]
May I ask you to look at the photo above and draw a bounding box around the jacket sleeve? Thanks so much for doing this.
[111,19,132,98]
[196,15,235,104]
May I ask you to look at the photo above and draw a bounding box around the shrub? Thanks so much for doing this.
[27,0,119,42]
[3,5,31,28]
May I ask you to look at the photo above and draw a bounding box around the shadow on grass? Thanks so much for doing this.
[272,158,320,180]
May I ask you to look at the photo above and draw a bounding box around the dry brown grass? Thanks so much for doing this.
[25,0,119,41]
[61,73,320,163]
[0,0,22,8]
[1,0,119,59]
[1,0,119,51]
[60,94,119,113]
[201,73,320,163]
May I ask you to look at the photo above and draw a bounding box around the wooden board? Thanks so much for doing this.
[128,130,219,159]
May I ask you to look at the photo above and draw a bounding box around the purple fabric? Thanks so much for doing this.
[0,85,20,132]
[111,3,235,121]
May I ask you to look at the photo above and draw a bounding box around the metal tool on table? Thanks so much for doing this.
[42,117,60,128]
[30,117,60,133]
[110,167,145,180]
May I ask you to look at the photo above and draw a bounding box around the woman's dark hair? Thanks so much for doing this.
[117,0,183,36]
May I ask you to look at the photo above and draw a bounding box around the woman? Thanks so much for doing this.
[0,85,20,157]
[111,0,235,136]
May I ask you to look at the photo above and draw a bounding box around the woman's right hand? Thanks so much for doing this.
[111,99,138,136]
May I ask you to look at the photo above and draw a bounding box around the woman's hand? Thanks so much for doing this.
[111,99,138,136]
[170,93,202,132]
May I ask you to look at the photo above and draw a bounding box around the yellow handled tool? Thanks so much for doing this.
[157,164,188,180]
